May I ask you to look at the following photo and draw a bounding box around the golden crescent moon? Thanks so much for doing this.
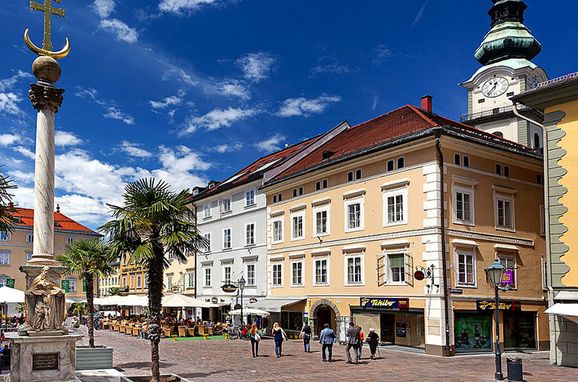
[24,28,70,60]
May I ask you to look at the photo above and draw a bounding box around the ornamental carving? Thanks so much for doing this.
[29,83,64,113]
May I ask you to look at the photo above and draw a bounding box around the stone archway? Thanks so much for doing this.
[310,299,342,339]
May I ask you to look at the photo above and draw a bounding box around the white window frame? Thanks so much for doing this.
[66,237,75,246]
[222,265,232,284]
[204,268,212,287]
[384,252,407,285]
[245,189,256,207]
[223,228,232,249]
[26,233,34,243]
[291,259,304,287]
[344,197,364,232]
[272,217,284,244]
[345,253,364,286]
[453,185,475,226]
[136,274,142,289]
[0,251,10,265]
[291,211,305,240]
[203,232,212,253]
[203,204,211,219]
[455,248,477,287]
[494,193,515,232]
[272,262,283,287]
[382,187,408,226]
[246,263,256,286]
[313,256,330,286]
[221,197,232,214]
[313,204,330,236]
[245,222,256,246]
[0,231,9,241]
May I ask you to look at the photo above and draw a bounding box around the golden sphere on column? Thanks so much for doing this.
[32,56,61,84]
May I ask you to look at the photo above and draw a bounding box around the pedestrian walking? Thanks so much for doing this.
[301,322,312,353]
[366,328,380,359]
[319,323,336,362]
[249,324,261,357]
[358,326,364,359]
[272,322,288,358]
[345,321,361,364]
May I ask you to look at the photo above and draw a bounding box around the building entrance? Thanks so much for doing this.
[315,305,336,334]
[380,313,395,343]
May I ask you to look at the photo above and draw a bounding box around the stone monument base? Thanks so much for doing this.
[5,332,82,382]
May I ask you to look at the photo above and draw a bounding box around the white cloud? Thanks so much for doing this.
[277,95,341,117]
[74,87,98,99]
[254,134,285,153]
[182,107,257,135]
[104,106,135,125]
[92,0,115,18]
[120,141,152,158]
[7,170,34,185]
[0,93,23,115]
[99,19,139,43]
[55,131,83,147]
[159,0,220,14]
[149,95,183,110]
[212,143,242,153]
[0,70,32,92]
[0,134,19,146]
[373,44,392,64]
[12,146,35,160]
[217,80,250,100]
[412,0,430,28]
[161,68,198,86]
[310,63,352,76]
[236,52,276,83]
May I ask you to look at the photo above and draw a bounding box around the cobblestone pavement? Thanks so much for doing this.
[85,328,578,382]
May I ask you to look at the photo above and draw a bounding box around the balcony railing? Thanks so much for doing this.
[461,104,541,123]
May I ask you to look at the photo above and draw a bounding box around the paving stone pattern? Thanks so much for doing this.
[87,329,578,382]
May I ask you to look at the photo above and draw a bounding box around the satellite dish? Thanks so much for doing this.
[414,270,425,281]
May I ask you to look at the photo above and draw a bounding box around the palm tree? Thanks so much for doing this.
[0,170,17,233]
[57,239,116,348]
[108,287,121,296]
[100,178,203,382]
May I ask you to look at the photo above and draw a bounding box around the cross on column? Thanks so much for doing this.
[30,0,65,51]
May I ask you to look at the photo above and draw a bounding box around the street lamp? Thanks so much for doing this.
[485,259,505,381]
[238,276,246,326]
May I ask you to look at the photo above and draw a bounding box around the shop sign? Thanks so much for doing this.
[450,288,463,294]
[61,280,70,293]
[211,297,218,304]
[5,278,15,288]
[476,300,519,312]
[360,297,409,310]
[502,270,514,285]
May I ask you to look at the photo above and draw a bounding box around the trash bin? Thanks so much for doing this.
[507,357,523,381]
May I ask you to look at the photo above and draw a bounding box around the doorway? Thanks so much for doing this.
[381,313,395,343]
[314,305,336,335]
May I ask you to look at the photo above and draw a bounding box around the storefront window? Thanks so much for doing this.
[281,312,303,331]
[504,311,536,349]
[454,312,492,352]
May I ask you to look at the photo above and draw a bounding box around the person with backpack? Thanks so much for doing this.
[319,323,336,362]
[345,321,361,364]
[249,324,261,357]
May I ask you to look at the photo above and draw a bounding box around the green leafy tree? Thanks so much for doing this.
[0,170,17,233]
[57,239,116,348]
[100,178,203,382]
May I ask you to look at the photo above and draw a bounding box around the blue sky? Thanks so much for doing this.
[1,0,577,228]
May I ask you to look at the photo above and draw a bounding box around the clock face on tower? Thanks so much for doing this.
[482,77,510,98]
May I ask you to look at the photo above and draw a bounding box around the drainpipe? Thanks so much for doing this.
[512,101,554,359]
[435,131,452,356]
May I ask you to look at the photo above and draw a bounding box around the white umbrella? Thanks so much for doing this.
[228,308,270,317]
[162,293,219,308]
[0,286,25,303]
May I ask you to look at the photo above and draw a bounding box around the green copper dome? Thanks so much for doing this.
[475,0,541,65]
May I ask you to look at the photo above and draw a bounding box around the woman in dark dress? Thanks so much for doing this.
[367,328,380,359]
[301,322,312,353]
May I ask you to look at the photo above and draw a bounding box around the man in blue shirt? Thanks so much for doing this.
[319,323,336,362]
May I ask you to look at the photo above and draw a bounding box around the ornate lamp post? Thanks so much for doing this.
[238,276,246,326]
[486,259,506,381]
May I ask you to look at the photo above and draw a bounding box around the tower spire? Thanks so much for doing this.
[475,0,541,66]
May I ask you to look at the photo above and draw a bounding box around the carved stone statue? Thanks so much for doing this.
[25,266,66,332]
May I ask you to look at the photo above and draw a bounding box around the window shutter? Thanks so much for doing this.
[404,253,413,286]
[377,255,386,286]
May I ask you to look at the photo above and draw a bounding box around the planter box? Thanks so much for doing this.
[76,345,114,370]
[121,375,190,382]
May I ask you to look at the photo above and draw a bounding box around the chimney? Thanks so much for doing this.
[421,95,433,113]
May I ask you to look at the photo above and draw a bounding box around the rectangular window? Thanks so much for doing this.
[0,232,8,241]
[463,156,470,168]
[388,254,405,283]
[291,261,303,286]
[347,171,354,182]
[246,263,255,286]
[347,256,363,284]
[454,188,473,224]
[273,195,277,203]
[315,181,321,191]
[386,160,395,172]
[315,180,328,191]
[504,166,510,177]
[221,198,231,213]
[245,223,255,246]
[292,214,304,239]
[397,157,405,169]
[66,237,75,246]
[315,209,329,235]
[203,204,211,218]
[454,154,461,166]
[204,268,211,287]
[26,233,34,243]
[496,197,514,229]
[136,275,142,289]
[539,205,545,236]
[384,188,407,225]
[122,275,127,288]
[204,233,211,252]
[272,219,283,243]
[245,190,255,206]
[496,164,502,175]
[277,193,283,202]
[457,250,476,286]
[346,202,362,230]
[314,258,328,285]
[223,228,232,249]
[0,252,9,265]
[272,263,283,286]
[355,169,362,180]
[541,256,548,291]
[187,271,195,289]
[223,266,231,284]
[165,275,171,290]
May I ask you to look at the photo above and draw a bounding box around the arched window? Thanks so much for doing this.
[534,133,541,149]
[494,131,504,138]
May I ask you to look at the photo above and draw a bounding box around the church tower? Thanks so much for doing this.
[461,0,547,149]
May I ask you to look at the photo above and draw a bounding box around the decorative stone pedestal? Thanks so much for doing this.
[6,332,82,382]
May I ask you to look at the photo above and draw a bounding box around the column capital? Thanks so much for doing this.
[29,82,64,113]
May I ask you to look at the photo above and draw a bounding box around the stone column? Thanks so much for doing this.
[27,56,64,267]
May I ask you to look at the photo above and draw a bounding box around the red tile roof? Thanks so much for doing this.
[12,208,97,234]
[193,135,320,200]
[271,105,538,182]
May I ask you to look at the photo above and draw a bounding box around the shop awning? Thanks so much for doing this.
[545,303,578,323]
[249,298,305,313]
